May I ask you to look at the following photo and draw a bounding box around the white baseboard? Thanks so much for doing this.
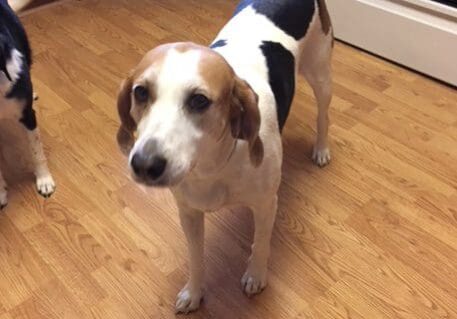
[327,0,457,86]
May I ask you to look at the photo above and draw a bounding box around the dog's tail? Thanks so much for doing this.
[7,0,34,13]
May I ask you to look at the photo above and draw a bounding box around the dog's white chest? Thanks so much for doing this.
[175,179,229,212]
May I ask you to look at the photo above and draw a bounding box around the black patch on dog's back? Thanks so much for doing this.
[234,0,253,15]
[234,0,315,40]
[260,41,295,131]
[210,39,227,49]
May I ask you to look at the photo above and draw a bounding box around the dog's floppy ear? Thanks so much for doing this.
[230,77,264,167]
[117,76,136,155]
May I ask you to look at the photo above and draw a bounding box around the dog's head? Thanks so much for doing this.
[117,42,263,187]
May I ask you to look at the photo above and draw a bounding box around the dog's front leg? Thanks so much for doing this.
[242,195,278,296]
[175,203,204,314]
[20,106,56,198]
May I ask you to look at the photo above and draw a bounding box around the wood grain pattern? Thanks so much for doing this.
[0,0,455,318]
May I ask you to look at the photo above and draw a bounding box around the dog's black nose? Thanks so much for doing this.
[131,153,167,180]
[147,156,167,180]
[131,153,144,175]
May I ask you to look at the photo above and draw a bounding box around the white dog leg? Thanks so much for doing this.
[309,71,332,167]
[176,205,204,314]
[242,195,278,296]
[26,128,55,197]
[299,24,333,167]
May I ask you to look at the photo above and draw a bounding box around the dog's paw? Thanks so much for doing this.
[241,268,267,296]
[0,186,7,210]
[175,284,203,314]
[312,147,331,167]
[36,174,56,198]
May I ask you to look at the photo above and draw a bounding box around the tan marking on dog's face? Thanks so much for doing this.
[197,50,263,166]
[132,44,172,78]
[197,49,235,104]
[193,46,238,138]
[129,42,235,124]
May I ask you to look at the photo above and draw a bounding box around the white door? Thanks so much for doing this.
[326,0,457,86]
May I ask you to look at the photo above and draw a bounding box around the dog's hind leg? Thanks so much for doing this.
[242,195,278,296]
[20,103,56,198]
[299,13,333,167]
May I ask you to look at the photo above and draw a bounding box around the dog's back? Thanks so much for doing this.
[212,0,332,132]
[234,0,317,41]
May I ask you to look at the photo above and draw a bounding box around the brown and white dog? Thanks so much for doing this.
[116,0,333,313]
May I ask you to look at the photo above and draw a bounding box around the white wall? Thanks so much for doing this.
[327,0,457,86]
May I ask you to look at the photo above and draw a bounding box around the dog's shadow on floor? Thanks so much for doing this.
[196,133,320,318]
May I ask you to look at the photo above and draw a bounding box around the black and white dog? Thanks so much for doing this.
[0,0,55,208]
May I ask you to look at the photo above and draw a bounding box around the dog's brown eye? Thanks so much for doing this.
[134,85,149,103]
[188,94,211,112]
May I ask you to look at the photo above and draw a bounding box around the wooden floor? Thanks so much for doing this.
[0,0,456,318]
